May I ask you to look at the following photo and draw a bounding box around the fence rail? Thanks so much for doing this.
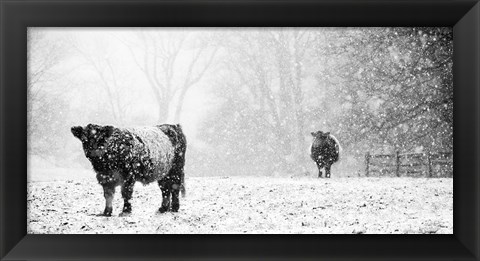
[365,151,453,177]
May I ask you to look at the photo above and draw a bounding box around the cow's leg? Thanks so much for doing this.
[158,180,171,213]
[316,162,323,178]
[180,169,186,198]
[171,185,180,212]
[102,184,115,216]
[325,164,332,178]
[120,177,135,216]
[169,171,182,212]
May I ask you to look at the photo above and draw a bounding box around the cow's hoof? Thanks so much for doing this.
[102,207,113,216]
[171,205,179,212]
[159,206,169,213]
[122,206,132,213]
[119,212,131,217]
[98,212,112,217]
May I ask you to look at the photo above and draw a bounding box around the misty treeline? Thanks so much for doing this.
[28,28,452,177]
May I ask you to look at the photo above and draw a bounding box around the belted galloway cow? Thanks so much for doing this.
[310,130,340,178]
[71,123,186,216]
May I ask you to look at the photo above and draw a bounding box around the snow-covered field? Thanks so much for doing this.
[27,170,452,234]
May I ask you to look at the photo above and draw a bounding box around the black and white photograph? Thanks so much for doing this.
[27,27,453,234]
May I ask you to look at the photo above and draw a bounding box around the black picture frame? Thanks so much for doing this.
[1,0,479,260]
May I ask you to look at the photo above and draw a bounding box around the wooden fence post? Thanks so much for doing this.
[365,152,370,177]
[427,152,432,178]
[395,151,400,177]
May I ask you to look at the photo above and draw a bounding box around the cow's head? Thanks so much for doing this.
[71,124,114,159]
[311,130,330,139]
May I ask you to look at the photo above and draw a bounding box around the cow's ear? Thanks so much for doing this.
[103,125,114,138]
[71,126,85,140]
[326,132,331,136]
[311,132,316,137]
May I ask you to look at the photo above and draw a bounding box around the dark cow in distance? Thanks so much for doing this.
[71,123,186,216]
[310,130,340,178]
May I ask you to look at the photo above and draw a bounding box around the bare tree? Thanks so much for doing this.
[72,41,135,124]
[27,29,69,160]
[121,30,219,123]
[28,30,62,129]
[202,29,316,174]
[314,27,453,153]
[268,29,316,167]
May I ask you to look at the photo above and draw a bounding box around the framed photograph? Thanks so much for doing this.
[1,0,479,260]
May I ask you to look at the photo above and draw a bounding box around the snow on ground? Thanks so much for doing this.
[27,171,452,234]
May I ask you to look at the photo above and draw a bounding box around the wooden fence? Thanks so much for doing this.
[365,151,453,177]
